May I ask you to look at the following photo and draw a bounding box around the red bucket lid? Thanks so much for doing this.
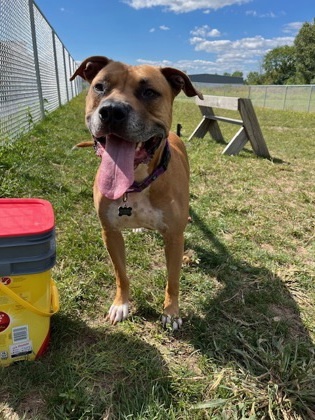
[0,198,55,237]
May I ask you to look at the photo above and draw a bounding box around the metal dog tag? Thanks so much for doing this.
[118,205,132,217]
[118,193,132,217]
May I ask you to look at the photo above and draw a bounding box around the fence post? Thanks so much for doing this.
[263,86,267,108]
[28,0,45,120]
[68,55,74,99]
[307,85,313,113]
[62,47,70,102]
[52,32,62,107]
[283,85,288,110]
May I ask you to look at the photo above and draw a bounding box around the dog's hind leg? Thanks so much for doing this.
[102,229,130,324]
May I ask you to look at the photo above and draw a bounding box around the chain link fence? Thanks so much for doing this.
[0,0,83,142]
[195,83,315,113]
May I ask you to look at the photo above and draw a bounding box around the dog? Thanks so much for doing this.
[70,56,202,330]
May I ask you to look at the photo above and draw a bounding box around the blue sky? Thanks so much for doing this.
[35,0,312,76]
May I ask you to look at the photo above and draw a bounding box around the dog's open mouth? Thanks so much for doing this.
[94,134,163,166]
[94,134,164,201]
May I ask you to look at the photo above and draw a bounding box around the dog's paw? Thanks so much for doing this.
[162,315,183,331]
[106,303,129,324]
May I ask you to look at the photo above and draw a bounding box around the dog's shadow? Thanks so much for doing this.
[0,315,172,419]
[181,208,315,416]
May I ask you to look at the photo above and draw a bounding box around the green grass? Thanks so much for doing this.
[0,93,315,419]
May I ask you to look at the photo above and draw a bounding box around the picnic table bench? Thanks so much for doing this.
[189,95,270,158]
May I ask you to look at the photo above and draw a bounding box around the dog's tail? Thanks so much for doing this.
[72,141,94,150]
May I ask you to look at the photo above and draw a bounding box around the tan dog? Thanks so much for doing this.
[70,56,202,330]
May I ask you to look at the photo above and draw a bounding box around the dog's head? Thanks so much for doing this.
[70,56,202,199]
[70,55,202,139]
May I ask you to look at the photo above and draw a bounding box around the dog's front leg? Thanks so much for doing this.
[102,229,130,324]
[162,232,184,330]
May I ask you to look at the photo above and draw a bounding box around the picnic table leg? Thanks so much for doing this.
[188,116,210,140]
[238,98,270,158]
[189,106,224,143]
[222,126,248,155]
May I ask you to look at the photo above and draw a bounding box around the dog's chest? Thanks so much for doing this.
[106,190,165,231]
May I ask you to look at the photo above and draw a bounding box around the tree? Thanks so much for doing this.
[223,71,243,79]
[245,71,264,85]
[223,71,243,78]
[262,45,296,85]
[294,19,315,84]
[231,71,243,78]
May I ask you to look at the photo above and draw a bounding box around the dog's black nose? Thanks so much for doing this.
[99,102,131,123]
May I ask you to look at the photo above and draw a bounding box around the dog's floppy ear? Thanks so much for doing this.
[70,56,112,83]
[161,67,203,100]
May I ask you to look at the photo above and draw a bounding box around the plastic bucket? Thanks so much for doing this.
[0,271,59,366]
[0,198,59,366]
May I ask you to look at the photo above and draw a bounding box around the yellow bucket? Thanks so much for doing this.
[0,270,59,366]
[0,198,58,366]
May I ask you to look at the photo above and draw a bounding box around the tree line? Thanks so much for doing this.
[226,19,315,85]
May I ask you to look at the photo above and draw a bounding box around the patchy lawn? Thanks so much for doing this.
[0,93,314,419]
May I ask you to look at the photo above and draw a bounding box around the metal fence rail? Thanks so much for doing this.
[195,83,315,113]
[0,0,82,142]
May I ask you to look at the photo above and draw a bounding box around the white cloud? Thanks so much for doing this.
[149,25,170,32]
[131,4,299,76]
[137,57,218,73]
[190,34,294,56]
[137,58,173,66]
[282,21,303,34]
[136,56,249,76]
[208,29,221,37]
[190,25,221,38]
[123,0,252,13]
[245,10,276,18]
[245,9,257,17]
[137,32,295,76]
[188,34,295,74]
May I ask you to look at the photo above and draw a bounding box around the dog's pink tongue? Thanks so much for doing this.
[98,135,135,200]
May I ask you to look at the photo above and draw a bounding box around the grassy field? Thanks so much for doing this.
[0,92,314,419]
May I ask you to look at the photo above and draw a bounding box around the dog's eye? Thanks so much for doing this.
[142,88,160,99]
[93,83,106,94]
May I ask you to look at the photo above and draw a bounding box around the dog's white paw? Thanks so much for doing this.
[107,303,129,324]
[162,315,183,331]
